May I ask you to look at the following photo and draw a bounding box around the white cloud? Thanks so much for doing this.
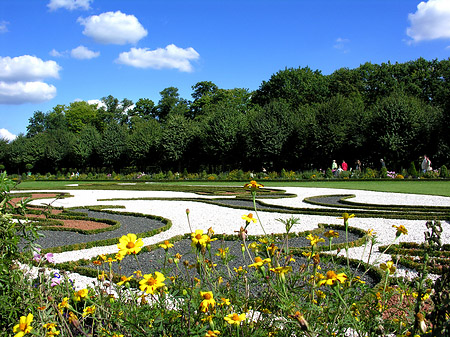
[116,44,200,72]
[50,49,67,57]
[0,128,17,142]
[78,11,148,45]
[0,81,57,104]
[0,55,61,82]
[47,0,91,11]
[407,0,450,42]
[71,45,100,59]
[333,37,350,52]
[0,21,8,33]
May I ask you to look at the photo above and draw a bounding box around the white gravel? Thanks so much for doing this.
[16,187,450,289]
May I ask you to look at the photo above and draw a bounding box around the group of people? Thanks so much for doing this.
[331,159,357,176]
[421,155,432,173]
[331,155,433,176]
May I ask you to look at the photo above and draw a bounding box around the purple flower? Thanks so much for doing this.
[45,253,54,263]
[51,272,61,287]
[33,248,42,262]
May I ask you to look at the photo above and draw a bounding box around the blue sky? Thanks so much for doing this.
[1,0,450,140]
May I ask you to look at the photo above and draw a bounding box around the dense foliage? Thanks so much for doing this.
[1,58,449,174]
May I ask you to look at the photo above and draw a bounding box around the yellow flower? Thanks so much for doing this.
[288,311,309,331]
[306,234,325,247]
[117,233,144,255]
[191,230,209,248]
[199,291,216,313]
[234,266,247,274]
[269,266,292,276]
[43,323,60,336]
[242,213,257,223]
[392,225,408,237]
[244,180,264,190]
[13,313,33,337]
[205,330,221,337]
[57,297,70,312]
[267,243,278,256]
[139,271,165,294]
[117,275,133,286]
[219,297,231,306]
[339,213,355,222]
[159,240,174,250]
[73,289,89,302]
[380,261,396,274]
[317,270,347,286]
[366,229,376,237]
[323,230,339,239]
[82,305,96,317]
[248,256,271,268]
[215,247,229,258]
[224,312,246,325]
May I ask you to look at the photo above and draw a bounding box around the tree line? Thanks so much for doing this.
[1,57,449,175]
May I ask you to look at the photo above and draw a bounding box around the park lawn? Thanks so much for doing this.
[14,179,450,197]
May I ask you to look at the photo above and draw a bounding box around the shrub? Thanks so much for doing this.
[408,161,418,177]
[440,165,449,178]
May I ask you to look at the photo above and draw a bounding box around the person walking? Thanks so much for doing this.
[341,160,348,171]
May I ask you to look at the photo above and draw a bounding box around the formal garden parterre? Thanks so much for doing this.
[2,174,450,336]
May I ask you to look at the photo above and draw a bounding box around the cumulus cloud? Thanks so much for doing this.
[0,21,8,33]
[0,81,57,104]
[407,0,450,42]
[116,44,200,72]
[0,55,61,82]
[78,11,148,45]
[47,0,91,11]
[49,49,67,57]
[71,45,100,59]
[0,128,17,142]
[0,55,60,105]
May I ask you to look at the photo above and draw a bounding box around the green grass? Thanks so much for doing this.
[13,179,450,197]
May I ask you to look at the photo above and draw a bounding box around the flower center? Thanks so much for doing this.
[126,242,135,249]
[232,314,240,321]
[19,323,26,331]
[146,278,156,286]
[203,293,212,300]
[326,270,337,279]
[195,234,202,240]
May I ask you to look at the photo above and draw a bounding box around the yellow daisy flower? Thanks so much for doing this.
[318,270,347,286]
[13,313,33,337]
[117,233,144,256]
[242,213,257,223]
[199,291,216,313]
[224,312,246,325]
[139,271,165,294]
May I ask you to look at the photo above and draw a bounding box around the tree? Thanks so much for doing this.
[127,118,161,170]
[65,101,98,133]
[156,87,181,122]
[309,94,368,168]
[160,114,194,171]
[367,91,441,170]
[245,99,295,170]
[26,111,46,137]
[70,125,102,169]
[252,66,329,108]
[200,100,246,170]
[190,81,219,118]
[98,123,128,170]
[130,98,155,121]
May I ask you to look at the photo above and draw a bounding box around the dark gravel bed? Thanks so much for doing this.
[305,195,352,207]
[90,229,376,291]
[29,209,166,249]
[211,198,295,211]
